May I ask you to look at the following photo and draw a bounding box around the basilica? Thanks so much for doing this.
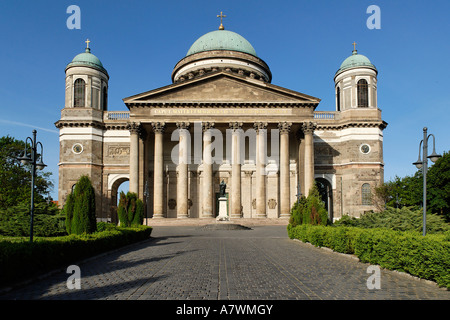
[55,18,387,223]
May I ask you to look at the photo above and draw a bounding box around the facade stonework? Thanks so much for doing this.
[56,29,387,223]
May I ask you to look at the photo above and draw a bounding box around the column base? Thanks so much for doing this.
[202,212,214,218]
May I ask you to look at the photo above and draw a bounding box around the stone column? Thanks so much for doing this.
[303,122,316,196]
[127,122,140,194]
[177,122,190,218]
[278,122,292,217]
[202,122,214,218]
[151,122,166,218]
[230,122,243,219]
[254,122,267,217]
[296,128,304,198]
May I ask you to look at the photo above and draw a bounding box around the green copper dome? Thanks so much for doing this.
[336,50,376,75]
[186,30,257,57]
[66,47,107,74]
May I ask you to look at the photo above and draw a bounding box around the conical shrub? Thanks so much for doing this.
[70,175,97,234]
[117,191,144,227]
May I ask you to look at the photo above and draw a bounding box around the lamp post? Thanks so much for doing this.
[143,180,149,226]
[17,130,47,242]
[296,184,302,204]
[412,127,441,236]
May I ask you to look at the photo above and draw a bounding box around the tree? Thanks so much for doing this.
[0,201,65,237]
[427,151,450,221]
[0,135,53,210]
[289,196,306,227]
[64,192,74,234]
[289,184,329,226]
[375,150,450,221]
[117,191,144,227]
[67,175,97,234]
[304,184,329,226]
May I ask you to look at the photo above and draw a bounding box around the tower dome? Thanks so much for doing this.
[172,18,271,83]
[66,40,108,75]
[335,47,377,76]
[63,40,109,110]
[334,43,378,111]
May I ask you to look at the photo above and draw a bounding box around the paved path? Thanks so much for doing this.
[1,223,449,300]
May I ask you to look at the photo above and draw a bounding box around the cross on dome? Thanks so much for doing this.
[352,41,358,54]
[217,11,227,30]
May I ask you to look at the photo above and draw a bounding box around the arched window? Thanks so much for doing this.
[361,183,372,205]
[336,87,341,111]
[74,79,85,107]
[357,79,368,108]
[102,87,108,111]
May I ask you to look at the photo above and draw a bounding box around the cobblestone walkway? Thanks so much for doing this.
[1,223,449,300]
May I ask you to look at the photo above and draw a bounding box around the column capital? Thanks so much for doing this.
[151,122,166,133]
[229,122,243,131]
[302,121,317,134]
[176,122,190,130]
[202,122,215,132]
[278,121,292,134]
[253,122,268,132]
[127,122,141,134]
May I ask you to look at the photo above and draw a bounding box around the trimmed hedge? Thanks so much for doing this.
[0,225,152,287]
[287,224,450,289]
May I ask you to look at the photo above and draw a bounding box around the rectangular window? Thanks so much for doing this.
[362,183,372,205]
[74,79,85,107]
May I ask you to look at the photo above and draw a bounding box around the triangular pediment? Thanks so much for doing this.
[123,72,320,106]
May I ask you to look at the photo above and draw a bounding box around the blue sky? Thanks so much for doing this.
[0,0,449,201]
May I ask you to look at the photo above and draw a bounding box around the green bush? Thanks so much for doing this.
[289,184,329,226]
[289,196,306,227]
[0,202,66,237]
[70,175,97,235]
[64,192,74,234]
[96,221,117,232]
[0,225,152,286]
[117,192,144,227]
[287,224,450,289]
[304,185,328,226]
[335,207,450,234]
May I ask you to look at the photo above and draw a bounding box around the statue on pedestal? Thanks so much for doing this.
[219,180,226,197]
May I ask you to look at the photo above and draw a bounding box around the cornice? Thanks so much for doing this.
[126,102,318,108]
[316,120,388,130]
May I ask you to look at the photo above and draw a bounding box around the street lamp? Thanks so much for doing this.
[143,180,149,226]
[296,184,302,204]
[412,127,441,236]
[17,130,47,242]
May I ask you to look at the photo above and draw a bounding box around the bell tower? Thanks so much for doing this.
[334,43,378,111]
[56,39,109,212]
[326,43,386,218]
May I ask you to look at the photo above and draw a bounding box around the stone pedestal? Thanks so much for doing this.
[216,197,229,221]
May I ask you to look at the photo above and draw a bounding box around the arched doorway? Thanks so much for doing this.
[315,178,333,221]
[110,176,129,224]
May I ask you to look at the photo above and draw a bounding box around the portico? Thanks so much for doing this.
[123,75,319,219]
